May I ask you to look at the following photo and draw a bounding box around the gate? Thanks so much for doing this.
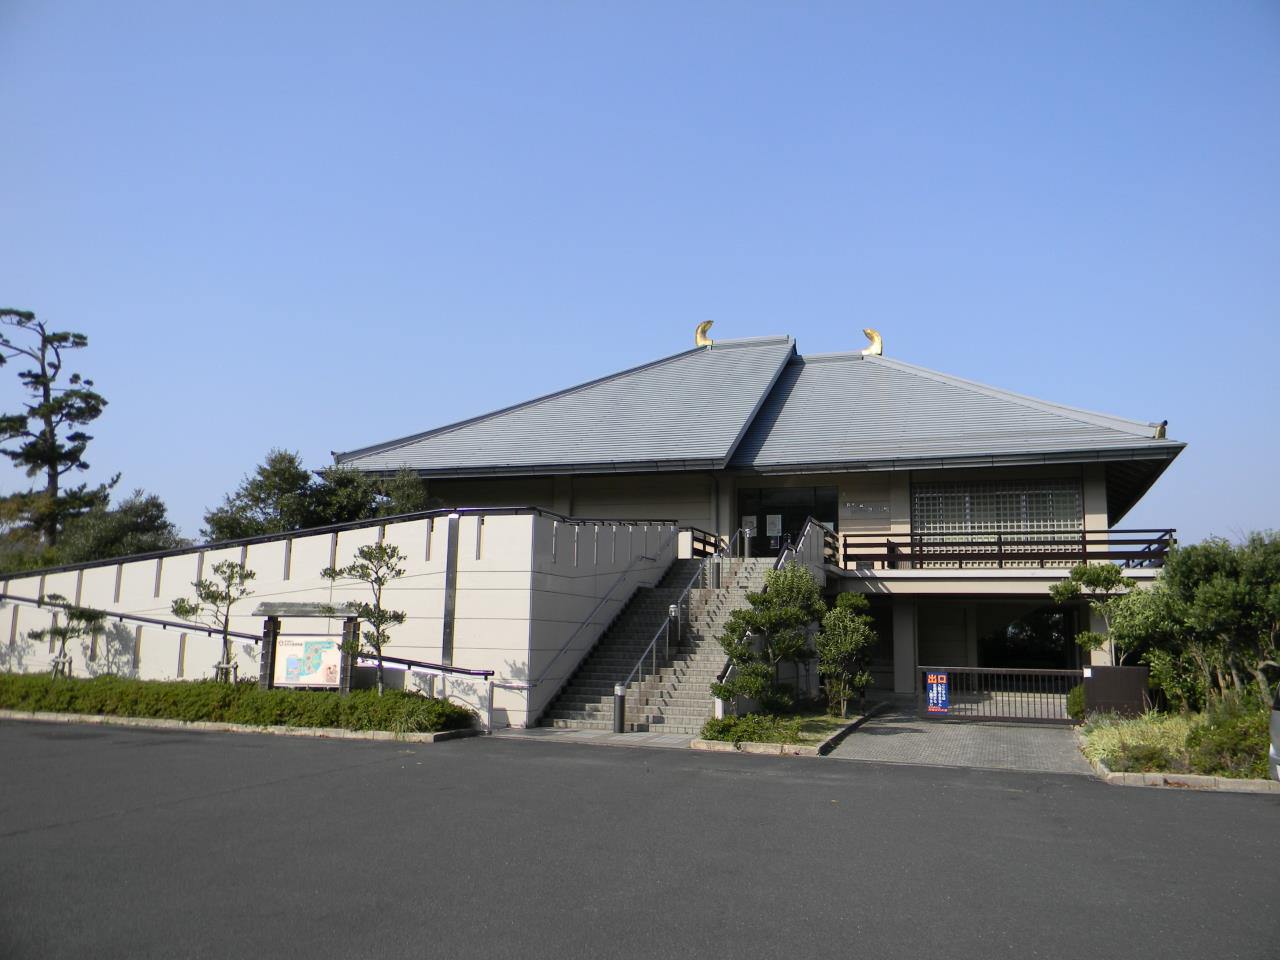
[918,666,1083,725]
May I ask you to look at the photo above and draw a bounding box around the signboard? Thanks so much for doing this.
[274,637,341,687]
[765,514,782,537]
[741,515,758,536]
[926,672,949,714]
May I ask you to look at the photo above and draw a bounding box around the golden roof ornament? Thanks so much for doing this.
[695,321,715,347]
[859,328,883,356]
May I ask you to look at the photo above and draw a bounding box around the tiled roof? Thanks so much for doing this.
[336,337,1183,481]
[730,353,1183,470]
[333,337,796,475]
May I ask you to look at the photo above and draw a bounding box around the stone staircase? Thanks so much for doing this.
[539,556,774,735]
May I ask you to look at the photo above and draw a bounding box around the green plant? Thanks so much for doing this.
[699,713,804,745]
[25,595,106,678]
[1050,562,1136,665]
[816,593,877,717]
[0,309,115,547]
[1106,740,1184,774]
[0,673,475,733]
[1186,694,1269,779]
[171,559,256,682]
[322,541,407,695]
[1080,711,1193,772]
[712,563,825,711]
[1066,683,1085,722]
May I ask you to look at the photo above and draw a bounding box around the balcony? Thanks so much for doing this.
[839,528,1175,571]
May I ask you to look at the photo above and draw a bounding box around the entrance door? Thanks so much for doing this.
[737,486,837,558]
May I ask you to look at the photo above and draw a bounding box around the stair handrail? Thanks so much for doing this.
[619,528,745,714]
[532,524,681,688]
[773,516,837,570]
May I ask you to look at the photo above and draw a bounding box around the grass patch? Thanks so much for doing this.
[0,673,475,735]
[700,710,858,745]
[1081,695,1269,779]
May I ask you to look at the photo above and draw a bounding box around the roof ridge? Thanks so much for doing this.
[707,335,793,348]
[333,336,795,464]
[864,355,1161,438]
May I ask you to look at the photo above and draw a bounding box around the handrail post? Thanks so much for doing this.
[613,683,626,734]
[486,679,494,734]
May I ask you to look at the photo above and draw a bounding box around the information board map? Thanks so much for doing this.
[273,638,341,688]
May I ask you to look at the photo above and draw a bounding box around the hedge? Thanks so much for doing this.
[700,713,806,744]
[0,674,475,735]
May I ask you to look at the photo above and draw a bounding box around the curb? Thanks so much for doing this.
[0,709,483,744]
[1081,737,1280,795]
[691,738,819,757]
[690,704,889,758]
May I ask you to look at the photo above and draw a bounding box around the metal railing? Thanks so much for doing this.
[0,591,264,643]
[773,517,840,571]
[616,529,744,730]
[843,528,1175,570]
[917,666,1083,725]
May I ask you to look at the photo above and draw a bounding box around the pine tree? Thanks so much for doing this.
[0,310,113,545]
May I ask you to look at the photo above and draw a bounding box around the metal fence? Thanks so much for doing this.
[917,666,1083,725]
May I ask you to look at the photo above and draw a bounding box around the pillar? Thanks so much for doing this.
[258,616,280,690]
[893,600,918,694]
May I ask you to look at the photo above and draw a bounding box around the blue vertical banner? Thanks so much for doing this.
[926,672,949,714]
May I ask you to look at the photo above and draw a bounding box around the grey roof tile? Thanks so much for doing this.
[334,337,796,475]
[730,353,1184,470]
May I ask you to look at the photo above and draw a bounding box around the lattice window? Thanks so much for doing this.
[910,480,1083,567]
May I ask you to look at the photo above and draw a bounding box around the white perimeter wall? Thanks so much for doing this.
[0,512,678,729]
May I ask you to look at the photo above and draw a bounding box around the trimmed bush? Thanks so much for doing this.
[700,713,804,744]
[1066,683,1085,722]
[0,674,475,734]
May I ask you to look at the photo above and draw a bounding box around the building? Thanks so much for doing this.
[0,326,1182,730]
[335,326,1182,696]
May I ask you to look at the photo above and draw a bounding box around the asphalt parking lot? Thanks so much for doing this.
[1,721,1276,960]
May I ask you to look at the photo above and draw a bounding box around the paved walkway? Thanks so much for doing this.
[828,708,1094,775]
[494,726,695,750]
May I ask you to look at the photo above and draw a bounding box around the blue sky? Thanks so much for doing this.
[2,1,1277,543]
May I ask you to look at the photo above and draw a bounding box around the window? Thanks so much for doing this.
[911,479,1082,535]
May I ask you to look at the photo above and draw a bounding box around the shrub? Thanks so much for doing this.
[0,674,475,734]
[1066,684,1085,722]
[700,713,804,744]
[1080,699,1271,779]
[1080,711,1193,772]
[1106,740,1185,774]
[1186,694,1269,779]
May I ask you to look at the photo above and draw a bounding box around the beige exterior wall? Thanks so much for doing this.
[0,512,677,729]
[428,473,715,532]
[425,462,1111,549]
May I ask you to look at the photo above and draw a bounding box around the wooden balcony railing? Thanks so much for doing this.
[840,528,1175,571]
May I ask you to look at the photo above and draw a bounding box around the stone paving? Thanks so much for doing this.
[827,708,1094,775]
[494,725,695,750]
